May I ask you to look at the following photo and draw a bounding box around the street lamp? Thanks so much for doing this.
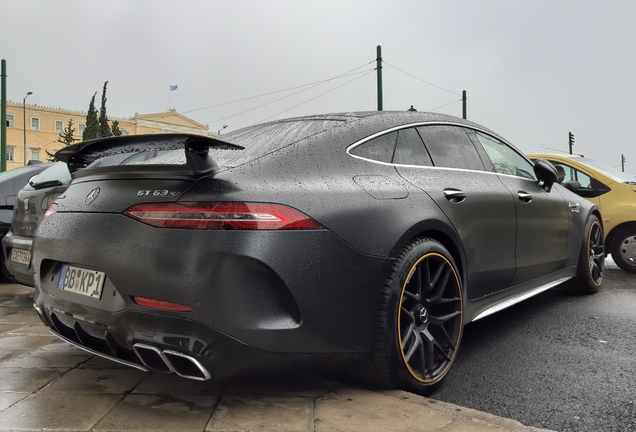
[217,125,228,136]
[23,91,32,166]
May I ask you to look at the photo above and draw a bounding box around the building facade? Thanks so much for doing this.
[3,101,211,170]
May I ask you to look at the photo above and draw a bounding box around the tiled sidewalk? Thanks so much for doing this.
[0,283,549,432]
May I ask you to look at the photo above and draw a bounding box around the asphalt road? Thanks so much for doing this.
[433,261,636,432]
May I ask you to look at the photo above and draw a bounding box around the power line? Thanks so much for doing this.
[255,70,375,124]
[382,61,461,96]
[204,68,374,126]
[425,99,462,113]
[182,60,375,116]
[530,144,571,153]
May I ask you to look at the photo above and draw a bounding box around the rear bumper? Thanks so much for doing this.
[32,212,388,379]
[2,230,34,286]
[34,293,352,381]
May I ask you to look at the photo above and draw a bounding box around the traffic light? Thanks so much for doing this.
[622,154,626,172]
[568,132,575,154]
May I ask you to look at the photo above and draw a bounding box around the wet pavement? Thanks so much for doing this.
[0,282,549,432]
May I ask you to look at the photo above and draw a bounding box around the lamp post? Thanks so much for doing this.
[23,91,32,166]
[217,125,228,136]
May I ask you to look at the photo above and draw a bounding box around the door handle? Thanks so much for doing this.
[443,189,466,203]
[569,202,580,213]
[517,191,532,203]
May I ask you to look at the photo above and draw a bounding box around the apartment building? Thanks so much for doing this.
[3,101,210,170]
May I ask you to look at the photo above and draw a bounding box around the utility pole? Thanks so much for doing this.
[462,90,467,119]
[376,45,383,111]
[1,60,6,172]
[568,132,575,155]
[622,154,626,172]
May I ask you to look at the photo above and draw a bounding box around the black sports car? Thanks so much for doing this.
[31,111,604,394]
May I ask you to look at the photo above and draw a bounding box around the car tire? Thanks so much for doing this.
[567,215,604,294]
[610,227,636,273]
[365,237,464,395]
[0,249,13,281]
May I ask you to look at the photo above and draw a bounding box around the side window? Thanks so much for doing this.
[551,162,592,188]
[417,126,485,171]
[473,132,536,180]
[349,131,397,163]
[393,128,433,166]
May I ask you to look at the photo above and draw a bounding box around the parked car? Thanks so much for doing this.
[2,162,71,285]
[32,112,603,395]
[528,153,636,273]
[2,150,164,286]
[0,161,52,279]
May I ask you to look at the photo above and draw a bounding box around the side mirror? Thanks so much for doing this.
[533,159,558,192]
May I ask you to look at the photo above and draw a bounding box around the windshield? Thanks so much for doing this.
[572,157,636,184]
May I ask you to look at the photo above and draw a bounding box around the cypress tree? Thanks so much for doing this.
[98,81,112,138]
[83,93,99,141]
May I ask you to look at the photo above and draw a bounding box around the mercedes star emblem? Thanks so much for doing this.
[84,187,100,205]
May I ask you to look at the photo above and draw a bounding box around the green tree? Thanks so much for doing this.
[98,81,112,138]
[83,92,99,141]
[46,119,78,161]
[111,119,122,136]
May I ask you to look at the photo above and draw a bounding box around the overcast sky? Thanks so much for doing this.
[2,0,635,170]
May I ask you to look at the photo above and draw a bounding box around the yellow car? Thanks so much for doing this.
[529,153,636,272]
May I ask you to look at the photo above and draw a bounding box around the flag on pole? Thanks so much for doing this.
[170,85,178,91]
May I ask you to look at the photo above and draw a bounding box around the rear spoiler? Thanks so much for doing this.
[55,133,244,174]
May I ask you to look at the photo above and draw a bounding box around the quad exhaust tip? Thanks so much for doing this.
[132,343,212,381]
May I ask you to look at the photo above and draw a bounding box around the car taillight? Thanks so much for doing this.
[123,202,323,230]
[131,296,192,312]
[43,204,58,220]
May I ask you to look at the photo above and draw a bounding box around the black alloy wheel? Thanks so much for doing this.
[569,215,604,294]
[587,219,605,286]
[367,238,463,395]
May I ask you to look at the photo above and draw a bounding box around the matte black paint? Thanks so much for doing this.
[32,111,598,382]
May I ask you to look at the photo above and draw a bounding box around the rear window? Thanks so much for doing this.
[144,119,346,168]
[29,162,71,189]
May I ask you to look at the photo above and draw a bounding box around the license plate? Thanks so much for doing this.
[57,265,106,300]
[10,248,31,265]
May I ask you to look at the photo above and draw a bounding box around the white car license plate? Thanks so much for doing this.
[57,265,106,300]
[10,248,31,265]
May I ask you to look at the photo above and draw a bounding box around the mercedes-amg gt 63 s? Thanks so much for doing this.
[31,111,604,395]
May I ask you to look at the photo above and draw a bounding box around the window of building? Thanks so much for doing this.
[78,124,85,136]
[120,129,129,136]
[31,117,40,131]
[6,114,13,128]
[31,149,40,161]
[146,132,155,135]
[6,147,14,162]
[55,120,64,133]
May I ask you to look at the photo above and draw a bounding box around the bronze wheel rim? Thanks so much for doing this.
[397,252,463,383]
